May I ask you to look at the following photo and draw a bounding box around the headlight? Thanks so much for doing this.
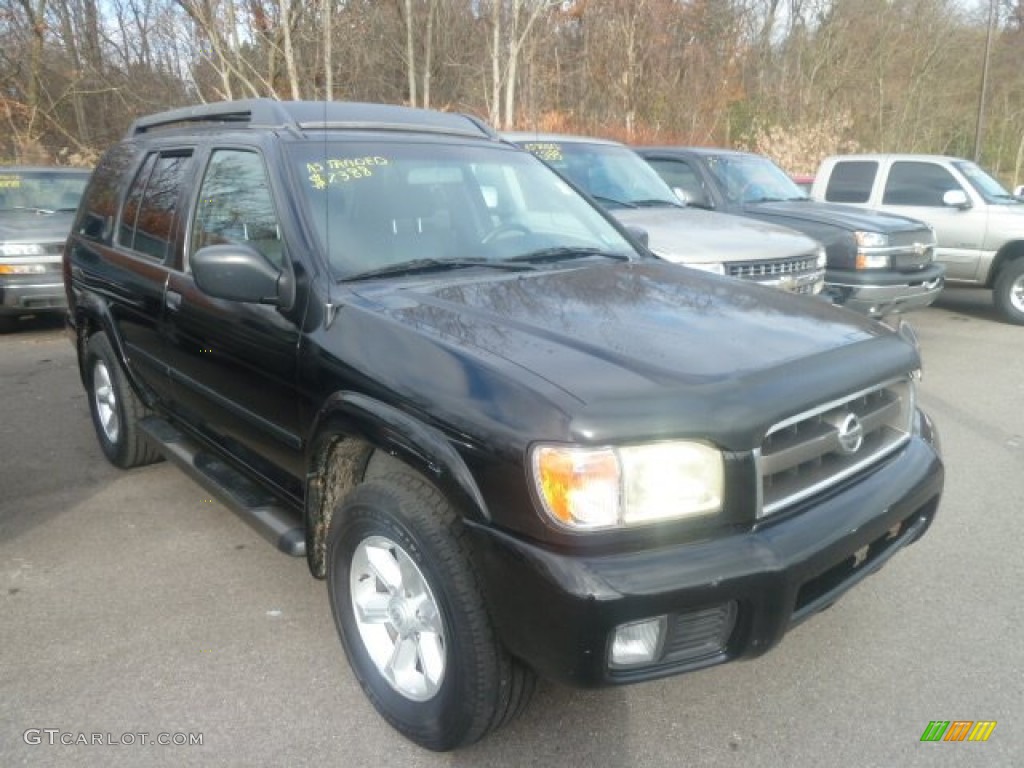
[0,243,45,257]
[854,230,889,269]
[684,262,726,276]
[854,231,888,248]
[815,245,827,269]
[530,441,724,530]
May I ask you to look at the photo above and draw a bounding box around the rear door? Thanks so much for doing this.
[69,145,194,405]
[163,145,306,500]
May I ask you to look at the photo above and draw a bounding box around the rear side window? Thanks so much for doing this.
[824,161,877,203]
[882,162,961,207]
[79,144,139,242]
[118,150,193,261]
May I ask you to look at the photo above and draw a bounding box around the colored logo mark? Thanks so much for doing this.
[920,721,997,742]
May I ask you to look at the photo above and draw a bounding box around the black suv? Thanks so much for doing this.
[65,100,943,751]
[637,147,946,318]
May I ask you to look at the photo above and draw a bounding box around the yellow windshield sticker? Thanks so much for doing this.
[522,143,563,163]
[0,175,23,189]
[307,157,389,189]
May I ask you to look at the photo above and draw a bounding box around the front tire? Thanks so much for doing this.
[994,258,1024,325]
[326,473,535,751]
[84,332,161,468]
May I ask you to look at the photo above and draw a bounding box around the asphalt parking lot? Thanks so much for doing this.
[1,289,1021,767]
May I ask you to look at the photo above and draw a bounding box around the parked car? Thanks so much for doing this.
[636,148,944,319]
[0,166,90,331]
[791,174,815,194]
[505,134,827,296]
[66,99,943,751]
[812,154,1024,324]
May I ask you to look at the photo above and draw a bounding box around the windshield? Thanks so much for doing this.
[286,142,636,279]
[0,169,89,212]
[953,161,1020,205]
[704,155,807,204]
[516,141,680,209]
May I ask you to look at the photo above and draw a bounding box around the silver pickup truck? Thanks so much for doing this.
[813,154,1024,324]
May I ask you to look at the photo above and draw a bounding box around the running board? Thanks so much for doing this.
[140,416,306,557]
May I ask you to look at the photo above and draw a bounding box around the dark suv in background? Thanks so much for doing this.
[637,147,945,318]
[0,166,90,331]
[64,100,942,751]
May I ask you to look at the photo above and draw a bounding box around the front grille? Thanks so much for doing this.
[888,229,935,271]
[757,378,915,517]
[727,253,819,280]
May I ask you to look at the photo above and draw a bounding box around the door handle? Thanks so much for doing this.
[166,290,182,311]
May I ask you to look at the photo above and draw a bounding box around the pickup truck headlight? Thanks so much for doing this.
[854,231,890,269]
[530,441,724,530]
[0,243,45,257]
[685,262,726,276]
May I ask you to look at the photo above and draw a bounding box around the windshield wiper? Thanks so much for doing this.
[590,194,636,209]
[746,196,786,203]
[8,206,56,214]
[343,257,537,282]
[630,198,684,208]
[506,247,630,264]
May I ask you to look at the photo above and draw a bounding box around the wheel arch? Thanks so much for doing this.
[71,294,152,406]
[987,240,1024,288]
[304,392,490,579]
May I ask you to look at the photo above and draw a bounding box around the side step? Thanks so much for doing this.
[140,416,306,557]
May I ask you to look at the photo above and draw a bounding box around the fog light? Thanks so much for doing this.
[609,616,667,668]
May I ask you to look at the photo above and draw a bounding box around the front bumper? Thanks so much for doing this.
[826,265,945,317]
[469,425,942,687]
[0,274,67,316]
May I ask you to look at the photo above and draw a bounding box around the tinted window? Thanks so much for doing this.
[882,162,961,207]
[824,161,877,203]
[118,151,192,260]
[191,150,283,268]
[80,144,138,241]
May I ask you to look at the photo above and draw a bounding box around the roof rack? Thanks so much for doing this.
[128,99,496,140]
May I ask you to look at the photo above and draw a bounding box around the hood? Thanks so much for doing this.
[612,207,819,264]
[0,210,76,245]
[346,261,916,447]
[744,200,931,235]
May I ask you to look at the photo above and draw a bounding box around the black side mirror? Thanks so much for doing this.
[192,244,294,309]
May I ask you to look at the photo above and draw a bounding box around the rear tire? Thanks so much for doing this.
[326,473,535,751]
[84,332,162,468]
[994,259,1024,325]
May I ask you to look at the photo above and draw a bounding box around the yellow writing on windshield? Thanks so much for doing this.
[0,175,23,189]
[523,143,563,163]
[307,157,389,189]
